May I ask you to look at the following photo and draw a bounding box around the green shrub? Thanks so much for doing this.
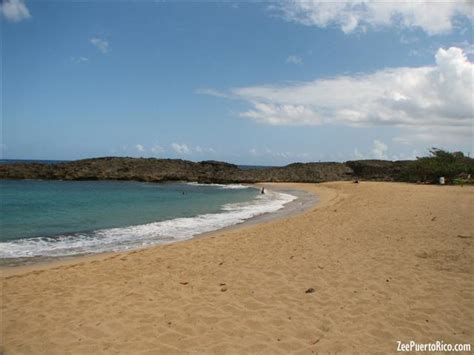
[453,178,474,185]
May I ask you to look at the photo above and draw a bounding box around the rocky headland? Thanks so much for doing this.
[0,157,413,183]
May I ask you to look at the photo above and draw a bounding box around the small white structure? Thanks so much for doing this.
[439,176,445,185]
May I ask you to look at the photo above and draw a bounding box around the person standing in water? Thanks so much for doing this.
[261,187,265,194]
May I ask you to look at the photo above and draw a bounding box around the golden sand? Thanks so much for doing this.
[1,182,473,354]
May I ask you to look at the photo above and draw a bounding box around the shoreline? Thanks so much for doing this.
[196,183,319,237]
[0,183,319,276]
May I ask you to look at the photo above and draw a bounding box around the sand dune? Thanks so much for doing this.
[1,182,473,354]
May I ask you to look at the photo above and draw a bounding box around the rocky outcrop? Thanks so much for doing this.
[0,157,413,183]
[237,163,355,183]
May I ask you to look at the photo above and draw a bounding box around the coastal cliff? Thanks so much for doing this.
[0,157,413,183]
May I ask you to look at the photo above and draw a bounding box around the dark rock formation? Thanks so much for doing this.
[0,157,413,183]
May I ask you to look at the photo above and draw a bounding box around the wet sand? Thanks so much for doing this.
[1,182,473,354]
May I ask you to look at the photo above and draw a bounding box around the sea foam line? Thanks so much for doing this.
[186,182,249,189]
[0,189,296,259]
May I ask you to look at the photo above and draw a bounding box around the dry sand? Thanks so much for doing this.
[1,182,473,354]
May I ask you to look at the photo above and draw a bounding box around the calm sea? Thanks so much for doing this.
[0,180,295,260]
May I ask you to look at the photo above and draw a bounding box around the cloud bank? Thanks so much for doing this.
[210,47,473,143]
[273,0,473,35]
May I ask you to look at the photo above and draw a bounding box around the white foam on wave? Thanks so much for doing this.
[186,182,249,189]
[0,189,296,259]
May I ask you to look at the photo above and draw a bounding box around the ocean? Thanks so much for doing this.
[0,180,295,261]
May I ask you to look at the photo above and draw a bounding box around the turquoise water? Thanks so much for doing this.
[0,180,295,259]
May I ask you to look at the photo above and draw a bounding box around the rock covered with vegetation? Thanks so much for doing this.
[0,158,355,183]
[1,149,472,184]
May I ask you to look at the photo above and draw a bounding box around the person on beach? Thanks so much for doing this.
[261,187,265,194]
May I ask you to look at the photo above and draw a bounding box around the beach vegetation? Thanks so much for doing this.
[404,148,474,184]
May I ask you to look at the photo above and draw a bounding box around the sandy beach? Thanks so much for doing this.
[1,182,473,354]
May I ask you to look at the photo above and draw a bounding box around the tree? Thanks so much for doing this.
[404,148,474,183]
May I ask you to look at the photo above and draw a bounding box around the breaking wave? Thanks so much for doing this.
[0,189,296,259]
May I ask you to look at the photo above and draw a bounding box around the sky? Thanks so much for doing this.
[1,0,473,165]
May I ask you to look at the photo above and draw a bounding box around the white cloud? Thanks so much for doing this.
[355,144,420,161]
[372,139,388,159]
[194,146,216,154]
[150,144,165,154]
[1,0,30,22]
[240,102,320,125]
[286,55,303,65]
[195,88,230,98]
[400,35,419,45]
[355,140,417,160]
[116,143,165,156]
[90,37,109,54]
[208,47,473,144]
[248,147,309,161]
[71,56,89,64]
[169,143,215,155]
[171,143,190,155]
[273,0,473,35]
[353,148,364,159]
[135,144,145,152]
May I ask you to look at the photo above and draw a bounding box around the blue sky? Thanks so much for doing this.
[1,1,473,165]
